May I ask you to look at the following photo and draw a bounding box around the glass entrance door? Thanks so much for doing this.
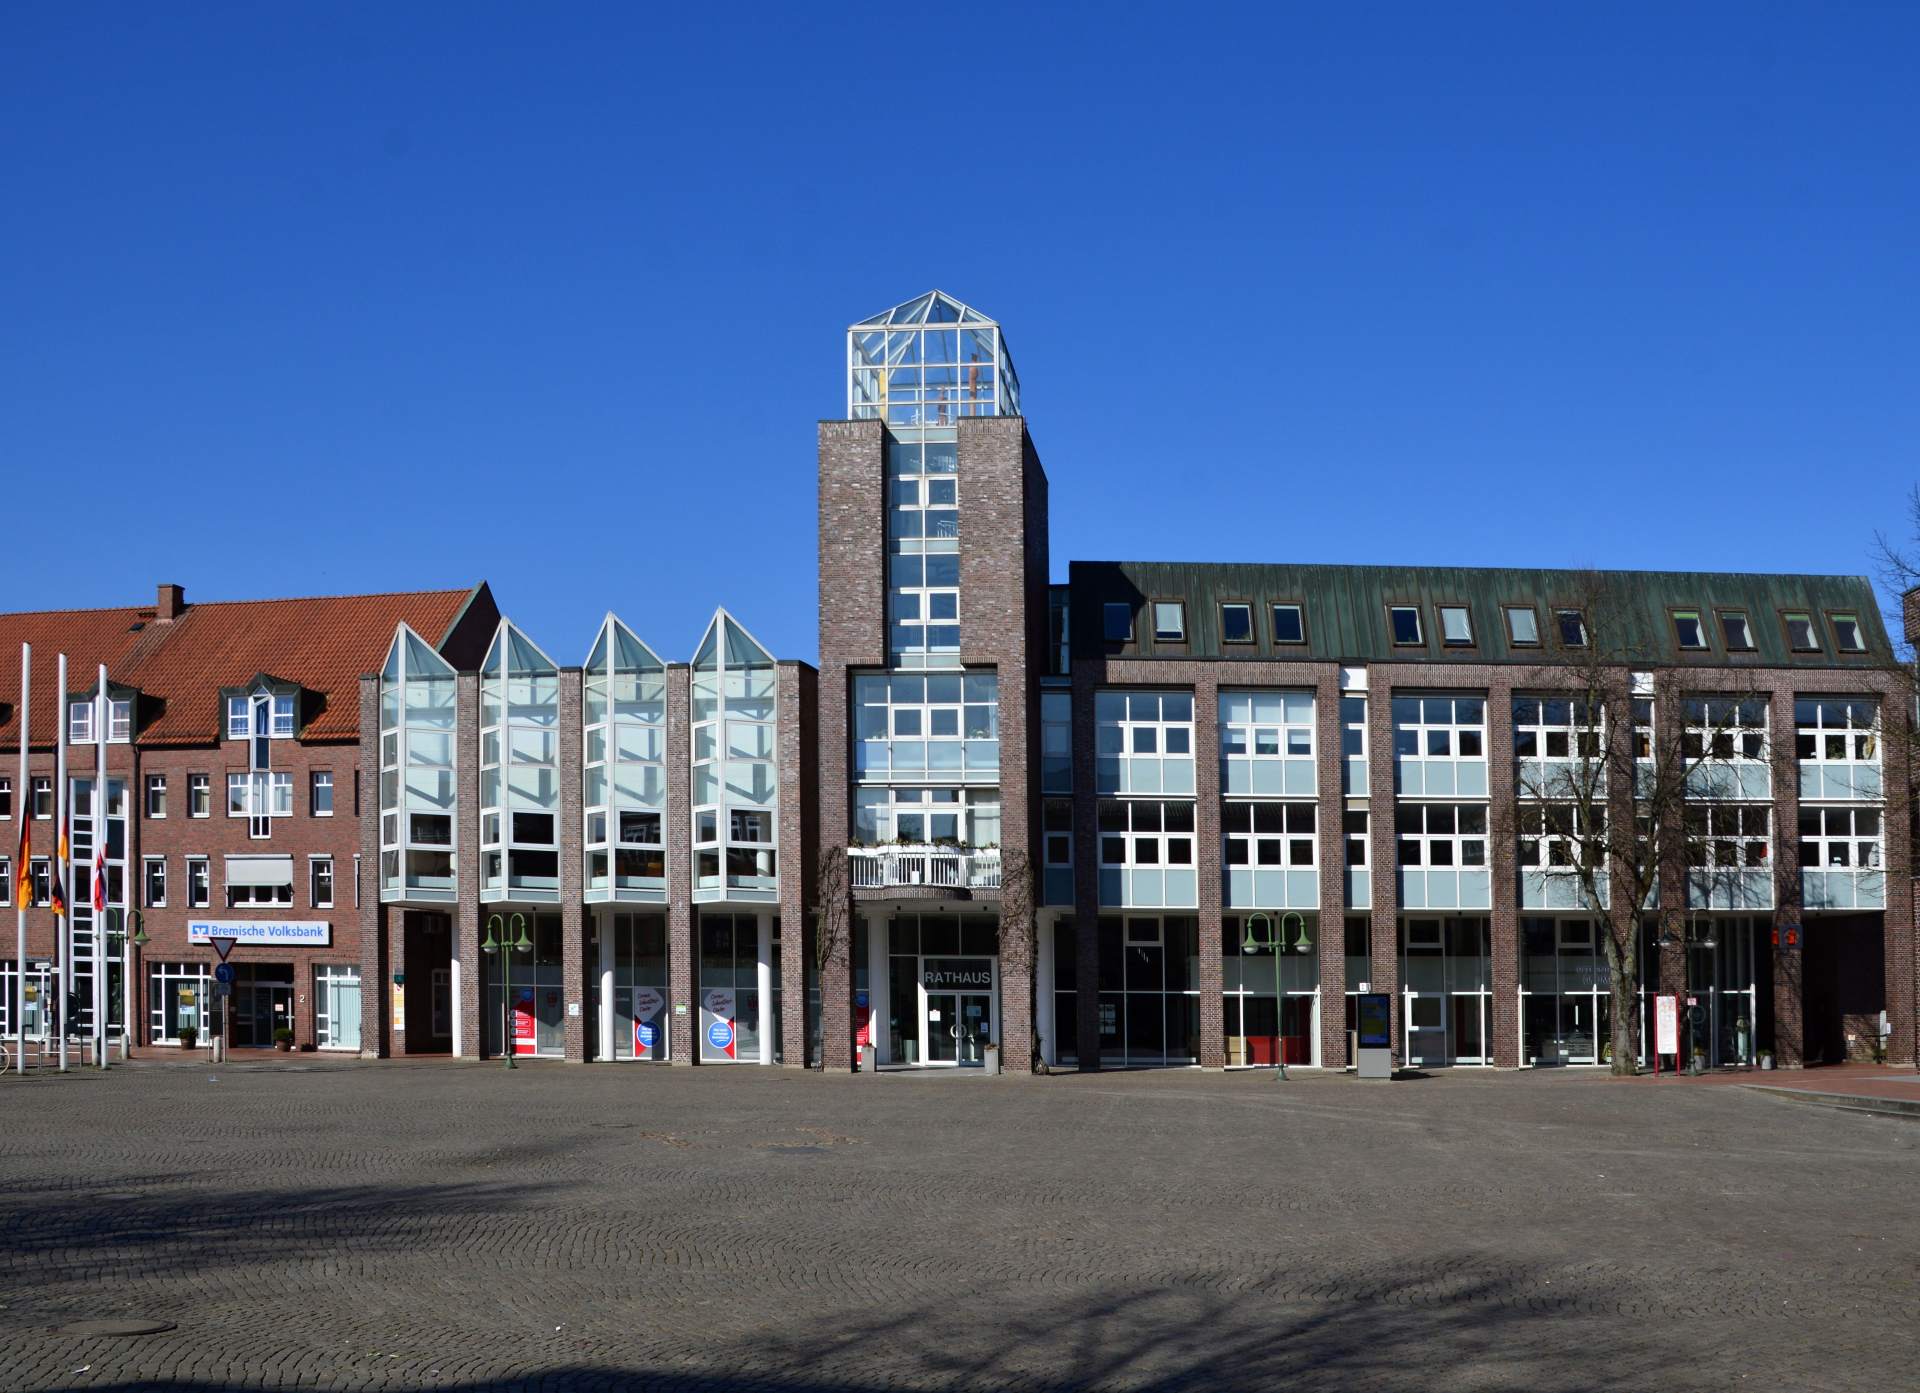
[922,989,995,1066]
[236,980,293,1047]
[926,992,960,1063]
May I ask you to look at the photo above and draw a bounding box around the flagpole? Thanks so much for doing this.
[56,651,68,1073]
[94,663,108,1071]
[15,643,27,1073]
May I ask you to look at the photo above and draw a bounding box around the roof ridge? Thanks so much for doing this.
[0,602,152,620]
[168,585,476,609]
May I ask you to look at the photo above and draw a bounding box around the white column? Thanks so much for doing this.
[871,913,891,1064]
[596,909,614,1061]
[1036,915,1056,1067]
[449,955,464,1059]
[94,665,107,1069]
[756,912,774,1065]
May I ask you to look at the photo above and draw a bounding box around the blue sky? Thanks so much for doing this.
[4,4,1915,662]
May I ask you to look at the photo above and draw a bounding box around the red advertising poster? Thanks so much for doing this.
[514,986,537,1056]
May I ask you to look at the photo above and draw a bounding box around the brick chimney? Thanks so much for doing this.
[1905,585,1920,648]
[157,583,186,622]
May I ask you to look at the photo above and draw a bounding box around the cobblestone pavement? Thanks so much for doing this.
[3,1062,1917,1392]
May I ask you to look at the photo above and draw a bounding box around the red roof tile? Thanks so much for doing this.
[0,585,483,748]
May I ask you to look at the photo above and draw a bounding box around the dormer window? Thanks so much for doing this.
[1830,613,1866,653]
[1672,610,1707,650]
[228,691,296,740]
[1718,611,1754,652]
[68,697,131,744]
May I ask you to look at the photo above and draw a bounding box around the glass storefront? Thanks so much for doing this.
[148,962,212,1043]
[1522,917,1610,1065]
[886,914,997,1067]
[607,911,669,1061]
[1223,914,1319,1066]
[1097,915,1198,1067]
[1400,917,1490,1065]
[484,913,564,1058]
[698,911,765,1062]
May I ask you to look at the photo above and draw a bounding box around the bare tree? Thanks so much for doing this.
[1871,483,1920,666]
[811,845,852,1070]
[994,845,1046,1073]
[1501,573,1789,1075]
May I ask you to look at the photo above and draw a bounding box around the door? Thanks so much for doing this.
[925,992,958,1063]
[1451,995,1485,1063]
[430,968,452,1039]
[1404,992,1446,1065]
[955,991,993,1064]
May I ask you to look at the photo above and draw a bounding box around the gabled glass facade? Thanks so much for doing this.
[480,622,560,902]
[584,615,668,902]
[692,610,779,902]
[379,624,458,901]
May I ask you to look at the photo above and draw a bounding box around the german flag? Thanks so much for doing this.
[12,818,26,911]
[48,784,67,918]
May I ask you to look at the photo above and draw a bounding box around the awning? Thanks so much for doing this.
[224,855,293,888]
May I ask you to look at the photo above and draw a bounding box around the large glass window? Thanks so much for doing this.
[1400,917,1491,1066]
[692,612,779,896]
[484,913,564,1058]
[148,962,212,1043]
[848,296,1011,426]
[1094,690,1195,795]
[313,964,362,1051]
[480,622,560,901]
[585,617,668,900]
[1223,916,1319,1066]
[606,912,670,1060]
[1521,917,1611,1065]
[379,624,458,900]
[1096,916,1198,1066]
[1040,690,1072,793]
[698,912,766,1062]
[1220,690,1315,796]
[852,672,999,782]
[853,785,999,847]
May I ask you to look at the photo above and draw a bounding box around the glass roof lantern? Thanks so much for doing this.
[848,289,1020,428]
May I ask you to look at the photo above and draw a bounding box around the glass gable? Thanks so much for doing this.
[378,624,458,902]
[692,610,779,901]
[585,615,668,901]
[849,290,1020,426]
[480,621,560,901]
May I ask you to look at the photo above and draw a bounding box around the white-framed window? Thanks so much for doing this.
[310,856,334,908]
[691,611,779,894]
[227,691,295,740]
[853,672,1000,782]
[0,774,11,819]
[1344,810,1369,868]
[311,770,334,817]
[0,858,9,908]
[68,701,92,744]
[480,622,562,899]
[1829,613,1866,653]
[145,774,167,819]
[1388,606,1423,645]
[1098,800,1195,869]
[228,880,293,909]
[31,777,51,818]
[1798,806,1881,870]
[1684,803,1771,869]
[1516,804,1606,870]
[1795,698,1878,766]
[1271,603,1305,644]
[313,964,363,1050]
[584,616,668,897]
[1095,690,1195,795]
[66,698,125,743]
[1782,612,1820,653]
[1042,797,1073,902]
[352,853,361,909]
[1512,697,1602,760]
[1394,804,1488,869]
[1392,695,1486,759]
[1504,605,1540,646]
[1223,802,1316,869]
[1340,695,1368,796]
[1220,690,1314,797]
[1555,609,1589,647]
[1438,605,1474,647]
[1220,603,1254,643]
[148,961,213,1043]
[143,856,167,907]
[1672,609,1708,650]
[1683,697,1768,762]
[1631,698,1654,760]
[888,550,960,660]
[228,771,293,819]
[1153,601,1186,642]
[853,784,1000,847]
[186,856,211,908]
[188,772,211,818]
[1718,611,1755,651]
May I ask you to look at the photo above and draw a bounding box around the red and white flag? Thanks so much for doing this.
[91,837,107,913]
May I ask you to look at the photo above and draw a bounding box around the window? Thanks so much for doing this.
[0,859,9,908]
[1556,609,1588,647]
[1511,697,1602,761]
[1684,804,1770,869]
[186,857,211,908]
[1388,606,1422,645]
[1631,698,1654,760]
[1672,610,1707,650]
[31,777,51,818]
[0,775,11,819]
[1094,690,1195,795]
[229,771,293,819]
[1153,601,1186,642]
[1220,603,1254,644]
[1394,804,1488,868]
[1219,691,1314,796]
[1718,611,1754,652]
[1782,612,1820,652]
[1391,695,1486,759]
[311,856,335,908]
[1683,697,1769,761]
[311,770,334,817]
[1516,804,1605,870]
[144,857,167,908]
[67,697,131,742]
[227,691,295,740]
[1344,810,1369,867]
[1098,800,1195,870]
[1829,613,1865,653]
[1798,806,1882,870]
[1223,802,1316,868]
[68,701,93,744]
[852,784,1000,847]
[188,773,210,818]
[145,774,167,819]
[1438,605,1473,647]
[691,613,779,892]
[1271,604,1305,644]
[1094,915,1200,1067]
[313,964,363,1051]
[1504,606,1540,646]
[853,672,999,782]
[1795,699,1878,765]
[1042,798,1074,903]
[30,858,51,906]
[888,551,961,660]
[1040,690,1072,793]
[1102,602,1133,643]
[228,880,294,908]
[1340,695,1368,796]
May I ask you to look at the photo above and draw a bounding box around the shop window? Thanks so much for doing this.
[1271,604,1305,644]
[1389,606,1423,646]
[1504,606,1540,646]
[608,912,671,1061]
[1222,915,1319,1067]
[1220,603,1254,644]
[1095,915,1199,1066]
[698,912,767,1063]
[313,965,363,1051]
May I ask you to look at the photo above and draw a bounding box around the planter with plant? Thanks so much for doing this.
[273,1027,295,1052]
[177,1026,199,1050]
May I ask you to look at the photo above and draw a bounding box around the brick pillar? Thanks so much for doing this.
[665,666,696,1065]
[996,666,1036,1075]
[1315,668,1348,1068]
[1654,685,1689,1002]
[778,662,817,1069]
[1768,686,1804,1068]
[1070,668,1102,1068]
[1486,676,1521,1067]
[454,671,482,1058]
[357,676,389,1058]
[1193,674,1225,1070]
[1366,675,1401,1049]
[559,667,586,1062]
[818,891,854,1072]
[1880,689,1916,1067]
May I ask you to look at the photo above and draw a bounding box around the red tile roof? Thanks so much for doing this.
[0,585,484,747]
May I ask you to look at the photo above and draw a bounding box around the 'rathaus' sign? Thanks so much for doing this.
[187,920,332,947]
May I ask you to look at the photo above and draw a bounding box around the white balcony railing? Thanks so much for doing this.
[848,845,1002,892]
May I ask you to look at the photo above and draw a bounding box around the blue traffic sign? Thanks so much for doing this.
[214,963,236,984]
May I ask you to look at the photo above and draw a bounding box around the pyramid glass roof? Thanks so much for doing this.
[847,289,1020,427]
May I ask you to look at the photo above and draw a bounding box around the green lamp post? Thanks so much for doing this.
[1242,911,1311,1080]
[481,912,532,1069]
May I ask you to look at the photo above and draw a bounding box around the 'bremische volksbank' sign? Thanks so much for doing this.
[187,920,331,947]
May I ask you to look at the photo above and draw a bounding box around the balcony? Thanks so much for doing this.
[849,844,1002,895]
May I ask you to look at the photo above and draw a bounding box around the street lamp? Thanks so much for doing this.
[1242,912,1311,1080]
[481,912,531,1069]
[103,909,148,1067]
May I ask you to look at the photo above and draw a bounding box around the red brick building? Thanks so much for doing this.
[0,582,496,1053]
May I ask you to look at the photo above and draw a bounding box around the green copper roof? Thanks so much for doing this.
[1069,561,1891,669]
